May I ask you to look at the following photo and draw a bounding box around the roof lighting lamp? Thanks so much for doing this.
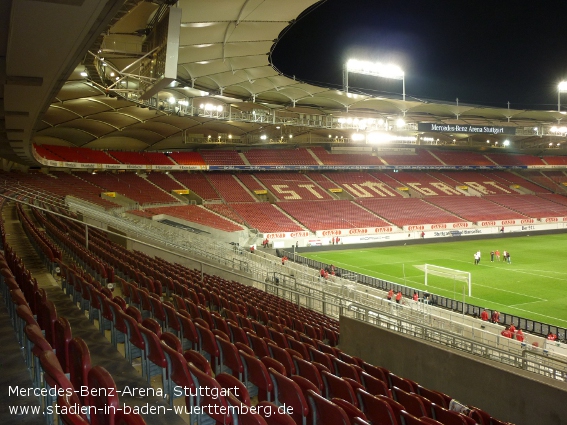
[351,133,366,142]
[345,59,405,100]
[558,81,567,111]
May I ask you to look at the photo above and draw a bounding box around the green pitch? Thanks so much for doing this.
[301,233,567,328]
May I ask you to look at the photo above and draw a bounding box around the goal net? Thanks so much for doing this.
[424,264,471,296]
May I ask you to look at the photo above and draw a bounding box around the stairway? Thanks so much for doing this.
[2,202,186,425]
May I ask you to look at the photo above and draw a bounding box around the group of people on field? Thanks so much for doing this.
[475,249,512,264]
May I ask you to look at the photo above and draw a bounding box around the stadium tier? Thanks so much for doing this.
[254,172,334,201]
[435,171,516,195]
[0,170,121,210]
[169,172,220,200]
[229,202,305,233]
[379,149,442,165]
[484,194,567,218]
[30,144,567,172]
[425,196,527,223]
[106,150,174,165]
[488,170,553,193]
[168,151,207,165]
[206,173,257,202]
[198,150,243,165]
[5,168,567,234]
[244,147,319,165]
[130,205,244,232]
[324,172,403,198]
[278,199,392,231]
[429,150,495,166]
[538,192,567,206]
[33,144,65,161]
[203,203,248,225]
[382,171,464,196]
[484,152,546,166]
[43,144,120,164]
[79,172,178,205]
[309,146,384,165]
[145,171,187,193]
[235,173,268,193]
[540,156,567,166]
[358,197,465,227]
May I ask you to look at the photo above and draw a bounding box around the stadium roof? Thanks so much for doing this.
[2,0,566,166]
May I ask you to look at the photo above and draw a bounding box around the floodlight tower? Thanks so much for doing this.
[559,81,567,112]
[343,59,405,101]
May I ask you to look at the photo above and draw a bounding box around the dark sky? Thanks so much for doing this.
[272,0,567,110]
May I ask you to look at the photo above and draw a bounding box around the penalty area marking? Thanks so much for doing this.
[451,258,567,283]
[413,264,547,302]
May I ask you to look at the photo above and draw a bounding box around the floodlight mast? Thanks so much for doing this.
[343,59,405,101]
[558,81,567,112]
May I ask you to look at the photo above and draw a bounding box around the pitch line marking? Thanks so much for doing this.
[508,300,547,307]
[451,259,567,283]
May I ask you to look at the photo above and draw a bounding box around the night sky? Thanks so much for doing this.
[272,0,567,110]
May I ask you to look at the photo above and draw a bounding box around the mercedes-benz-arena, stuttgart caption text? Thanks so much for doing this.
[8,385,294,417]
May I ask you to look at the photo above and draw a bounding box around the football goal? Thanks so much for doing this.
[424,264,471,296]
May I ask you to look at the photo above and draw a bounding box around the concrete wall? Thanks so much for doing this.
[340,316,567,425]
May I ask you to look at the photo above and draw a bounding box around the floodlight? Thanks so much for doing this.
[396,118,405,128]
[351,133,365,142]
[344,59,405,100]
[503,140,510,146]
[558,81,567,111]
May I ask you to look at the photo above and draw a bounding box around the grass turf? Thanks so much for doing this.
[300,233,567,328]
